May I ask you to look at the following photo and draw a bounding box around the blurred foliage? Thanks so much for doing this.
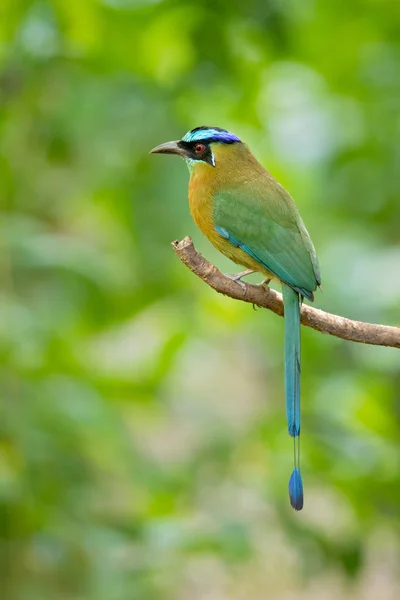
[1,1,400,599]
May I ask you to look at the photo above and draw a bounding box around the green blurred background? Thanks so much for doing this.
[1,1,399,599]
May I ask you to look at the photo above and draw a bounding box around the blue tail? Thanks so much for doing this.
[282,285,303,511]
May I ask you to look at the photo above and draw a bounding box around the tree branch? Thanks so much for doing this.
[172,236,400,349]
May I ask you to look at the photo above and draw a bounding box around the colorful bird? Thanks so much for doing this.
[150,127,321,510]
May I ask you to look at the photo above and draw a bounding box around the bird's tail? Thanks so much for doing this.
[282,284,303,511]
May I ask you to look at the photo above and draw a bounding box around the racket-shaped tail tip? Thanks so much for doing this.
[289,468,304,511]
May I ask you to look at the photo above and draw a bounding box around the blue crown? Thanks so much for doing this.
[182,126,241,144]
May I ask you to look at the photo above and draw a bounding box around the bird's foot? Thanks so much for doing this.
[225,269,255,293]
[225,269,255,282]
[261,277,271,288]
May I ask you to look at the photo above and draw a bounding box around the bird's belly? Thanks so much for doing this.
[212,234,274,278]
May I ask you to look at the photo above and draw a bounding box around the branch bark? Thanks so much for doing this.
[172,236,400,349]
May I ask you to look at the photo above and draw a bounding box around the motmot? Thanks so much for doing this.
[150,127,321,511]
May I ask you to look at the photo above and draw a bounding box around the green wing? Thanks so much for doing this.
[213,175,320,299]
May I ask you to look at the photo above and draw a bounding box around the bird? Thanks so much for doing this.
[150,126,321,510]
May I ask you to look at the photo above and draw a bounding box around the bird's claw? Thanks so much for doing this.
[236,279,247,294]
[225,269,254,295]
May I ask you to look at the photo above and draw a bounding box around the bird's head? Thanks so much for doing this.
[150,126,242,170]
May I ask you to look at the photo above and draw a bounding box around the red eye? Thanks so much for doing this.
[194,143,205,154]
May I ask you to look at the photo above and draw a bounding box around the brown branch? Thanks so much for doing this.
[172,236,400,349]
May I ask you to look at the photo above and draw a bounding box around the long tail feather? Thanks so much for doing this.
[282,284,303,511]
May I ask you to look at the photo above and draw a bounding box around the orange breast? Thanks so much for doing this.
[188,163,218,243]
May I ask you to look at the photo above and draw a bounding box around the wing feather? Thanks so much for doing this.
[213,175,320,297]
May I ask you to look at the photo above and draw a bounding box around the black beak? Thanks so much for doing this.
[149,140,185,157]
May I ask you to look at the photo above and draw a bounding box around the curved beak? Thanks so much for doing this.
[149,140,185,157]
